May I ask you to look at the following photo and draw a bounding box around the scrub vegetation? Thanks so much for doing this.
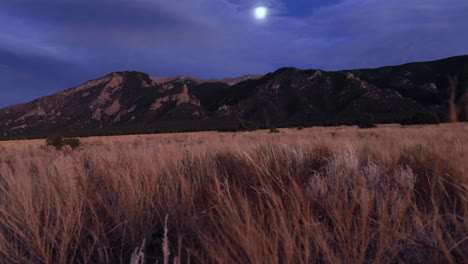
[0,124,466,263]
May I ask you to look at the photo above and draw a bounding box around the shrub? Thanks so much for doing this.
[239,120,258,131]
[46,135,65,150]
[46,136,80,150]
[269,127,280,133]
[357,121,377,129]
[401,112,441,125]
[356,114,377,129]
[63,138,81,149]
[411,112,440,124]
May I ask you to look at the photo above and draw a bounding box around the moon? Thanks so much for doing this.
[254,7,268,20]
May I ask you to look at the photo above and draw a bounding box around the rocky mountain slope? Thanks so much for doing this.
[1,55,467,138]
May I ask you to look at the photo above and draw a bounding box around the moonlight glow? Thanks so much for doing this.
[254,6,268,20]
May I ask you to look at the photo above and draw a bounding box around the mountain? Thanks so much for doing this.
[1,55,467,139]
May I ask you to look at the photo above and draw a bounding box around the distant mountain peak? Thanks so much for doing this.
[151,74,263,86]
[0,55,467,139]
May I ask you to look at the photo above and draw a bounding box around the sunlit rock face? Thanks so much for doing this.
[0,55,467,138]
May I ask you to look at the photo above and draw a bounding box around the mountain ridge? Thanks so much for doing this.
[1,55,467,139]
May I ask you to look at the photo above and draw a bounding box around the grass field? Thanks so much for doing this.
[0,124,467,263]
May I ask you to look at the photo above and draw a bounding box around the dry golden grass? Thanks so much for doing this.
[0,123,467,263]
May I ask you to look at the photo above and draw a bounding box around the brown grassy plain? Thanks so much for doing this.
[0,124,467,263]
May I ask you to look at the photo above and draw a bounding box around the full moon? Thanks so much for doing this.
[254,7,268,20]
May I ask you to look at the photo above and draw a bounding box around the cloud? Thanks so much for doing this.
[294,0,468,69]
[0,0,467,107]
[0,47,93,108]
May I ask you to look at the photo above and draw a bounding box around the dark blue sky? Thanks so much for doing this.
[1,0,467,108]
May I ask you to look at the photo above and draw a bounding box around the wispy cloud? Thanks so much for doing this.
[0,0,467,107]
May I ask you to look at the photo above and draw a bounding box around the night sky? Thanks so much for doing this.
[1,0,467,108]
